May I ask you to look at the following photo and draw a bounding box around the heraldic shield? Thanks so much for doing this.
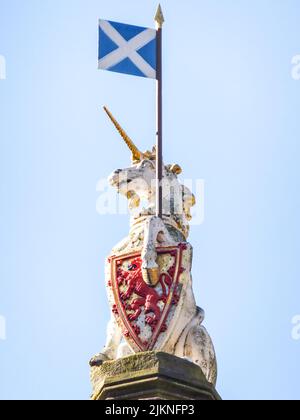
[107,243,189,352]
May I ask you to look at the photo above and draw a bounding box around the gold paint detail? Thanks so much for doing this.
[170,164,182,175]
[142,267,160,287]
[127,191,141,210]
[155,4,165,28]
[103,106,142,163]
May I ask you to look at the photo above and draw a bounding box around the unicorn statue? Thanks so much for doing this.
[90,107,217,386]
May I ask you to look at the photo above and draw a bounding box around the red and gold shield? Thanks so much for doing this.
[107,244,187,352]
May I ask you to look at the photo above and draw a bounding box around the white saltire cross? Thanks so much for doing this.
[99,20,157,79]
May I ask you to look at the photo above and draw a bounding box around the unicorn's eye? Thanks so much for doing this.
[141,160,155,170]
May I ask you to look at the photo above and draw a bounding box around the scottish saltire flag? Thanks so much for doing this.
[98,20,157,79]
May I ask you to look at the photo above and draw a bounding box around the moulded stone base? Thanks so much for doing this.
[90,351,221,400]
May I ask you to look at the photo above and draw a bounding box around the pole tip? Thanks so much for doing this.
[155,4,165,28]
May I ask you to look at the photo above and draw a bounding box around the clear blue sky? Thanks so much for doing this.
[0,0,300,400]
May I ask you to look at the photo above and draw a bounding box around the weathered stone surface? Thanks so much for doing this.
[91,352,221,400]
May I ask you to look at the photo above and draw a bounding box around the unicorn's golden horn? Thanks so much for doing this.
[103,106,142,162]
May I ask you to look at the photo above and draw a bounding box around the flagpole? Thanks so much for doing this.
[155,5,164,219]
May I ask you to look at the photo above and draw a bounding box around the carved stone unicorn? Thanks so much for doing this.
[90,107,217,386]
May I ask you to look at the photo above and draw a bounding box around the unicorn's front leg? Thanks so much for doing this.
[142,216,177,286]
[141,216,175,286]
[141,217,159,286]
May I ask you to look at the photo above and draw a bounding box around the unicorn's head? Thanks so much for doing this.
[105,107,196,238]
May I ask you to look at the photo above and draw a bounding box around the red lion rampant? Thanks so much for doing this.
[117,258,174,328]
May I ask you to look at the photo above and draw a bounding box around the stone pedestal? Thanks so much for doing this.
[90,352,221,400]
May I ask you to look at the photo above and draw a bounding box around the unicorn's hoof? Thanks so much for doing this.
[89,353,110,367]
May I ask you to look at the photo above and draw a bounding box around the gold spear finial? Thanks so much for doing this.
[103,106,142,162]
[155,4,165,29]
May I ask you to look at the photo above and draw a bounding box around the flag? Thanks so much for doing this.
[98,20,157,79]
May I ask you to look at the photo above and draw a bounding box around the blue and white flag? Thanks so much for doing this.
[98,20,157,79]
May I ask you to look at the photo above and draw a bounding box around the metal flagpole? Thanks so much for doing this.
[155,5,164,219]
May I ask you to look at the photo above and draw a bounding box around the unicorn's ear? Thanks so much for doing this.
[169,164,182,175]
